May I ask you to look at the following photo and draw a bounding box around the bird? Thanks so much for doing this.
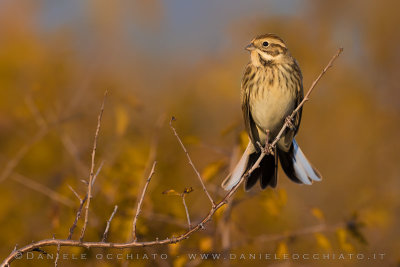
[222,33,322,191]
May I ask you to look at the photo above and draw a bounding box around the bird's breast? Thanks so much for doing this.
[249,67,297,137]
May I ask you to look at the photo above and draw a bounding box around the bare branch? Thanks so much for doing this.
[0,128,47,183]
[54,244,61,267]
[233,222,345,249]
[132,161,157,241]
[11,173,74,207]
[271,48,343,148]
[91,160,105,186]
[80,90,108,241]
[68,185,82,203]
[294,48,343,114]
[181,195,191,230]
[169,117,215,207]
[127,115,165,240]
[102,205,118,242]
[24,96,47,129]
[68,195,88,240]
[0,96,82,183]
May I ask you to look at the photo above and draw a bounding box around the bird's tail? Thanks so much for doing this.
[278,138,322,185]
[221,142,277,191]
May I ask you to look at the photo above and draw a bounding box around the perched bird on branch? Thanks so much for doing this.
[222,34,322,191]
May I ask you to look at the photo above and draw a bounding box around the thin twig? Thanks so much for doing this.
[68,195,88,240]
[11,173,74,207]
[27,96,90,177]
[91,160,105,186]
[293,48,344,115]
[129,115,165,241]
[232,222,345,249]
[25,96,47,129]
[79,90,108,241]
[68,185,82,203]
[102,205,118,242]
[0,97,81,183]
[181,195,191,230]
[0,128,47,183]
[219,199,234,255]
[0,96,49,184]
[132,161,157,241]
[271,48,343,148]
[169,117,215,207]
[58,133,89,176]
[54,243,61,267]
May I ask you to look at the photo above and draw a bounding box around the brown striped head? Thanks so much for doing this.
[245,34,289,66]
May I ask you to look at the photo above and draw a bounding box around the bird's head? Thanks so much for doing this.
[246,34,289,66]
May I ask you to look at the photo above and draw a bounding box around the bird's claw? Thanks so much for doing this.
[265,144,274,155]
[257,141,274,155]
[285,117,295,130]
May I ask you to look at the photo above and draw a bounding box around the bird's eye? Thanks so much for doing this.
[262,41,269,47]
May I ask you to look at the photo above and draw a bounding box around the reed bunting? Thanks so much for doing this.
[222,34,322,191]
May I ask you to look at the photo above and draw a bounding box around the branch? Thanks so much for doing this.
[67,162,103,240]
[11,173,74,207]
[54,243,60,267]
[230,222,345,250]
[79,90,108,241]
[67,194,88,240]
[67,185,82,203]
[0,128,47,183]
[181,194,191,230]
[169,117,216,207]
[0,97,82,183]
[132,161,157,241]
[129,115,164,241]
[271,48,343,148]
[102,205,118,242]
[162,187,193,230]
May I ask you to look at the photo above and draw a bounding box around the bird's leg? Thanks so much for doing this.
[257,130,274,155]
[265,130,275,155]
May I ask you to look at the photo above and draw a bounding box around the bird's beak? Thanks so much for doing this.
[245,43,256,51]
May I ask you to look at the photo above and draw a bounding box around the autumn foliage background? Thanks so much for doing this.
[0,1,399,266]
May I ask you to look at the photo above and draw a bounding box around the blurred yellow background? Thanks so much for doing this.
[0,0,399,266]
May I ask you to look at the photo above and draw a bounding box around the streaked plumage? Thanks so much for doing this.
[222,34,322,191]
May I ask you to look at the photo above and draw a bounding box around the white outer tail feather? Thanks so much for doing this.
[221,142,254,191]
[292,139,321,184]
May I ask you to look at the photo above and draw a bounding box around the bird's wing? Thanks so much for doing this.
[241,65,261,152]
[280,60,304,151]
[293,59,304,135]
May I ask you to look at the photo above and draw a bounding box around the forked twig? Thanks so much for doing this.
[67,195,88,240]
[169,117,216,207]
[79,90,108,241]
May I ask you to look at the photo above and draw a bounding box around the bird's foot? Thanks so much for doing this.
[285,116,295,130]
[257,141,274,155]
